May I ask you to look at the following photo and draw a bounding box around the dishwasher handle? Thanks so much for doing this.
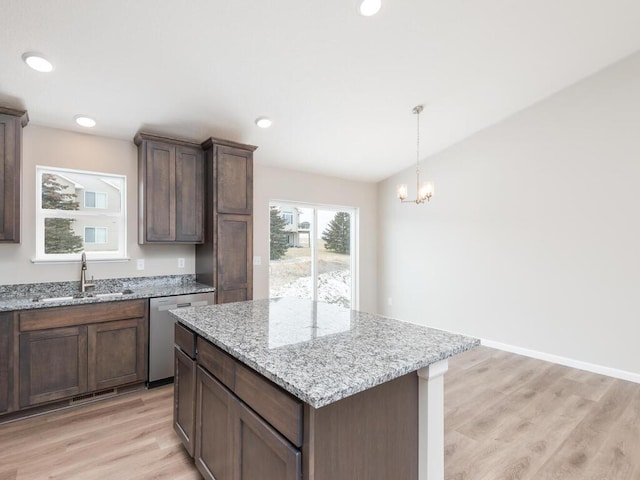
[157,299,210,311]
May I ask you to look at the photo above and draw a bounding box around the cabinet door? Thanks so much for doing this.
[196,366,233,480]
[175,145,205,243]
[87,318,146,391]
[215,145,253,215]
[217,214,252,304]
[174,346,197,457]
[144,140,176,242]
[19,326,88,407]
[0,313,14,413]
[0,110,25,243]
[233,398,301,480]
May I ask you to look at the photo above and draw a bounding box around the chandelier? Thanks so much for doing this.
[396,105,434,204]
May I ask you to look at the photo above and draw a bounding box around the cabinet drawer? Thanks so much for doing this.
[235,363,303,448]
[175,323,196,359]
[197,337,235,390]
[19,300,147,332]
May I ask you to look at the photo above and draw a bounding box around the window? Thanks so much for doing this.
[84,227,108,244]
[85,191,108,209]
[282,211,294,225]
[35,166,127,261]
[269,201,358,309]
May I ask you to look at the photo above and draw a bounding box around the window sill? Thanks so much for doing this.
[31,257,131,264]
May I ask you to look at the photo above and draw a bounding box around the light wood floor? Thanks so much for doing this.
[0,346,639,479]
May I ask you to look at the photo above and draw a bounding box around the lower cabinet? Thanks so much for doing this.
[234,395,302,480]
[195,366,234,480]
[194,366,301,480]
[0,313,15,413]
[88,318,146,391]
[17,300,148,409]
[174,346,197,457]
[19,326,88,407]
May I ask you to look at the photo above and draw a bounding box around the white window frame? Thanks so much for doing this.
[84,191,108,209]
[34,166,127,262]
[84,226,108,244]
[269,200,359,310]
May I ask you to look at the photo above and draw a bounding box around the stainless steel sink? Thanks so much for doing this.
[39,296,75,302]
[32,289,133,303]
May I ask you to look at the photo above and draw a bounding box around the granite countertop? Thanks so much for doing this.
[0,274,215,312]
[171,297,480,409]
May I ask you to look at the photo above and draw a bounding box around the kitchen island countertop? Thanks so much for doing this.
[171,297,479,409]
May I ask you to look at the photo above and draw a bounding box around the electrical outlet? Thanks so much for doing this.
[387,297,393,306]
[253,256,262,266]
[137,259,145,270]
[178,257,185,268]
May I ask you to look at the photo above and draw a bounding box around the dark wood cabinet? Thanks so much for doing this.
[214,144,253,215]
[217,214,252,304]
[0,312,15,413]
[135,133,204,244]
[176,334,301,480]
[197,138,256,304]
[17,300,148,409]
[19,326,88,407]
[0,107,28,243]
[174,345,197,457]
[194,364,300,480]
[196,366,234,480]
[233,398,301,480]
[177,327,418,480]
[88,317,146,391]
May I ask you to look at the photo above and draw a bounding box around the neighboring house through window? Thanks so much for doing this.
[84,226,108,244]
[269,201,358,309]
[35,166,127,261]
[85,191,108,209]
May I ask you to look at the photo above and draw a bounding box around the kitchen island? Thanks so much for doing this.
[171,297,479,480]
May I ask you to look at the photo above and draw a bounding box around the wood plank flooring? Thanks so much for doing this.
[1,346,639,479]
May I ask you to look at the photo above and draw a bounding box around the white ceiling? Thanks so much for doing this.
[1,0,640,182]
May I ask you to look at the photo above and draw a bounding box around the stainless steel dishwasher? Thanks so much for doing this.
[148,292,215,386]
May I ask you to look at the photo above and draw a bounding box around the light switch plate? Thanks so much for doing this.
[137,259,145,270]
[253,256,262,266]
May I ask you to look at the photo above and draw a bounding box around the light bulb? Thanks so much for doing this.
[397,184,408,201]
[419,181,434,201]
[255,117,273,128]
[22,52,54,72]
[74,115,96,128]
[358,0,381,16]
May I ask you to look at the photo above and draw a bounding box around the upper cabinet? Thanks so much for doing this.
[135,133,205,244]
[0,107,28,243]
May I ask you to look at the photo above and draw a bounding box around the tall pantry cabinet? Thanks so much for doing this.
[196,138,256,304]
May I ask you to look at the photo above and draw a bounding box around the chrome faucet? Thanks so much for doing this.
[80,252,96,292]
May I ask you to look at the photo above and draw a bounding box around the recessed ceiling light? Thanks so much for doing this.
[74,115,96,128]
[255,117,273,129]
[22,52,54,72]
[358,0,381,16]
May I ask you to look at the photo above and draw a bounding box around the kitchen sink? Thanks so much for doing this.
[94,292,124,298]
[39,296,75,302]
[32,289,134,303]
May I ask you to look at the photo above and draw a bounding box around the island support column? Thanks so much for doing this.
[417,359,449,480]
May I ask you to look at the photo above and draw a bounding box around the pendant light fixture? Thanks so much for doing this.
[397,105,434,204]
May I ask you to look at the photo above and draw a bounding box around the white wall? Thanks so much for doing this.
[253,165,378,312]
[0,125,195,285]
[378,52,640,377]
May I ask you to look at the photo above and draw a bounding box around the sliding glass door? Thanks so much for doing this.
[269,201,357,308]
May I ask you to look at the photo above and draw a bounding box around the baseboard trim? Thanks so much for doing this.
[481,338,640,384]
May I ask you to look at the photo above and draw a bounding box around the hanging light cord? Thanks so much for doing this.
[413,105,423,194]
